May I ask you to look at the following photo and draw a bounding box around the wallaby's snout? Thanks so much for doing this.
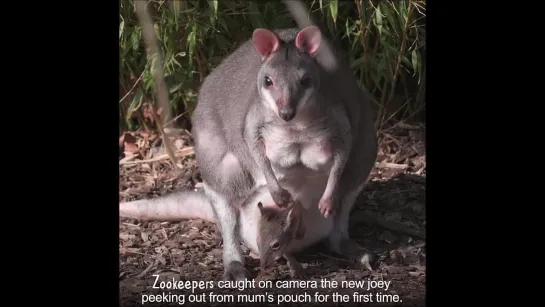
[279,107,295,121]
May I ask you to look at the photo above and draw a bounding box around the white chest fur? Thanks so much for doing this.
[260,124,334,207]
[263,125,333,173]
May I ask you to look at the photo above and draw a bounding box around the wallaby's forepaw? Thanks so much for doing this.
[318,196,337,218]
[271,187,294,207]
[340,239,379,272]
[223,261,251,281]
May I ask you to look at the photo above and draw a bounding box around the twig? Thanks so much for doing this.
[374,162,409,170]
[162,111,187,129]
[119,153,139,164]
[120,147,195,166]
[137,259,158,278]
[122,222,141,228]
[135,0,179,168]
[119,71,145,104]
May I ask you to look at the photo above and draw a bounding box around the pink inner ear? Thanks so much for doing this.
[295,26,321,55]
[252,29,279,58]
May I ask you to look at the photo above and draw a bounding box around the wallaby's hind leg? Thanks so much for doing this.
[326,182,378,271]
[205,185,250,281]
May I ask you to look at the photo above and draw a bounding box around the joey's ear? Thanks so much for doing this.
[287,200,302,218]
[257,202,264,213]
[286,206,305,240]
[287,205,301,221]
[252,28,280,59]
[295,26,321,56]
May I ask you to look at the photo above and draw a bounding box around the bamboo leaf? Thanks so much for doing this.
[330,0,338,24]
[119,19,124,40]
[208,0,218,19]
[172,0,180,28]
[126,87,144,120]
[411,49,419,75]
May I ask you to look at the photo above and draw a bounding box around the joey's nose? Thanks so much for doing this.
[279,108,295,121]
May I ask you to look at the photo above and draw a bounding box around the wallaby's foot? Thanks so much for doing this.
[270,187,294,207]
[318,195,337,218]
[223,261,251,281]
[339,238,379,271]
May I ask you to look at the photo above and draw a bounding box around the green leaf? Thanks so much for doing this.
[126,87,144,120]
[187,24,197,69]
[208,0,218,19]
[215,34,230,51]
[375,5,383,34]
[350,56,365,69]
[172,0,180,29]
[169,83,182,94]
[411,49,419,75]
[248,1,263,28]
[329,0,338,24]
[131,30,140,52]
[119,19,124,40]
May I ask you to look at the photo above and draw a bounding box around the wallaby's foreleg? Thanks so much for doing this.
[283,253,306,278]
[205,186,250,281]
[326,181,377,271]
[245,114,293,207]
[318,108,353,218]
[319,142,350,218]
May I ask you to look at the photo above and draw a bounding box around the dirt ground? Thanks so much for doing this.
[119,123,426,307]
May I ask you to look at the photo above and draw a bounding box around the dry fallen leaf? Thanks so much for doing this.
[124,142,139,154]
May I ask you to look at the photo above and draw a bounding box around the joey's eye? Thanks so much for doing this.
[264,76,273,87]
[271,241,280,250]
[300,75,312,87]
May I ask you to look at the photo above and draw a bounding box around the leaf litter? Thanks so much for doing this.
[119,124,426,306]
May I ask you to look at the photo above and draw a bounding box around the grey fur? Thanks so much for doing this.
[191,26,377,281]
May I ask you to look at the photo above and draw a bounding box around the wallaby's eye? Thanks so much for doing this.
[271,241,280,250]
[264,76,273,87]
[300,75,312,88]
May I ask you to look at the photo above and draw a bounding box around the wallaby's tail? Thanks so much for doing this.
[119,190,216,222]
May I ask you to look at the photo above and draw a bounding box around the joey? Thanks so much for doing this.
[119,185,307,279]
[256,200,306,278]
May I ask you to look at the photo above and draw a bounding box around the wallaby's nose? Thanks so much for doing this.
[279,108,295,121]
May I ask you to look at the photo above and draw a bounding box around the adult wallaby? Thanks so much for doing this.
[190,25,377,281]
[120,186,307,278]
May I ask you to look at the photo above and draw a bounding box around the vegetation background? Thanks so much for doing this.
[119,0,426,135]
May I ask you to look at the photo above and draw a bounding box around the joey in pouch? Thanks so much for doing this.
[191,26,378,281]
[257,200,306,278]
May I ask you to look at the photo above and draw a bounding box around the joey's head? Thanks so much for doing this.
[252,26,323,122]
[256,201,305,269]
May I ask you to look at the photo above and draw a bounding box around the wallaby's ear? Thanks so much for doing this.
[252,28,280,59]
[295,26,321,56]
